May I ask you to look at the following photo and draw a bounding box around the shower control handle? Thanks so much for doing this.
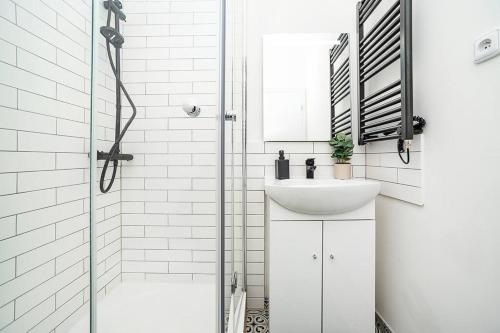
[312,254,318,260]
[330,254,334,260]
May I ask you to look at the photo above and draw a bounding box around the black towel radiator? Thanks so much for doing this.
[97,0,136,193]
[356,0,425,163]
[330,33,352,138]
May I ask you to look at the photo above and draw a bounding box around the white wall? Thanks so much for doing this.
[376,0,500,331]
[0,0,93,331]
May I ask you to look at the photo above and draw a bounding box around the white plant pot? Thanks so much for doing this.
[334,163,352,180]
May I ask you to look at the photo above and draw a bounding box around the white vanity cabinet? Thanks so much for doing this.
[270,220,323,332]
[268,199,375,333]
[322,220,375,333]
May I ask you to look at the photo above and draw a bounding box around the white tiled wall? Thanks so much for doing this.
[0,0,93,331]
[94,3,125,299]
[365,135,424,205]
[0,0,124,330]
[116,0,266,309]
[118,0,220,283]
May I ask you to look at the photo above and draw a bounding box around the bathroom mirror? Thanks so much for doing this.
[262,33,351,141]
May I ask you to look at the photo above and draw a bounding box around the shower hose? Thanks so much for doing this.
[99,3,136,193]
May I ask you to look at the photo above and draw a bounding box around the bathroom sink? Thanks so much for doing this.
[265,178,381,215]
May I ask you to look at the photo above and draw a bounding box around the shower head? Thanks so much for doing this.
[100,26,124,48]
[103,1,126,21]
[182,103,201,117]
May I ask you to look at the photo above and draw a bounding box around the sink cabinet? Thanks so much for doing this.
[268,199,375,333]
[270,220,323,332]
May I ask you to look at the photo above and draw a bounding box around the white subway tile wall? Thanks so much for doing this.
[118,0,258,309]
[365,135,424,205]
[0,0,95,331]
[119,0,225,290]
[94,0,124,301]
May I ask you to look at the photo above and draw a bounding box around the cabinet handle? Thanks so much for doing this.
[329,254,334,260]
[312,254,318,260]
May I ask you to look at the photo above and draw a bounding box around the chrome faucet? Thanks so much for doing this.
[306,158,316,179]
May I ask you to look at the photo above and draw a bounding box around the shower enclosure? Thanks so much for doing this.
[0,0,246,332]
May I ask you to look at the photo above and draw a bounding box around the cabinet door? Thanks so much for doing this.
[323,220,375,333]
[270,220,322,333]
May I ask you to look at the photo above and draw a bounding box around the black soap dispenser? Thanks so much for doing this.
[275,150,290,180]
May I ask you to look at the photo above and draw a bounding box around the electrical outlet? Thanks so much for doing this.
[474,29,500,64]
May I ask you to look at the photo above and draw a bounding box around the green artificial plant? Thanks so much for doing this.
[329,133,354,164]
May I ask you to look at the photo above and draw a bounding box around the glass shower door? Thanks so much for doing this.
[225,0,247,331]
[88,0,226,332]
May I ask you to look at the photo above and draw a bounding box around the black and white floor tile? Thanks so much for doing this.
[245,309,269,333]
[245,299,391,333]
[375,313,393,333]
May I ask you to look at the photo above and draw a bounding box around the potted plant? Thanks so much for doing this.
[329,133,354,180]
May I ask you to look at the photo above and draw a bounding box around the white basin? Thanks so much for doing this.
[265,178,381,215]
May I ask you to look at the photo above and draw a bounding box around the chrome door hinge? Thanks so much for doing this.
[225,112,236,122]
[231,271,238,294]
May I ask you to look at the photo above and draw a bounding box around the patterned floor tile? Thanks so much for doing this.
[245,309,269,333]
[249,299,387,333]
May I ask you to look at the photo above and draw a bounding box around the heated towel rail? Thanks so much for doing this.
[356,0,419,147]
[330,33,352,138]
